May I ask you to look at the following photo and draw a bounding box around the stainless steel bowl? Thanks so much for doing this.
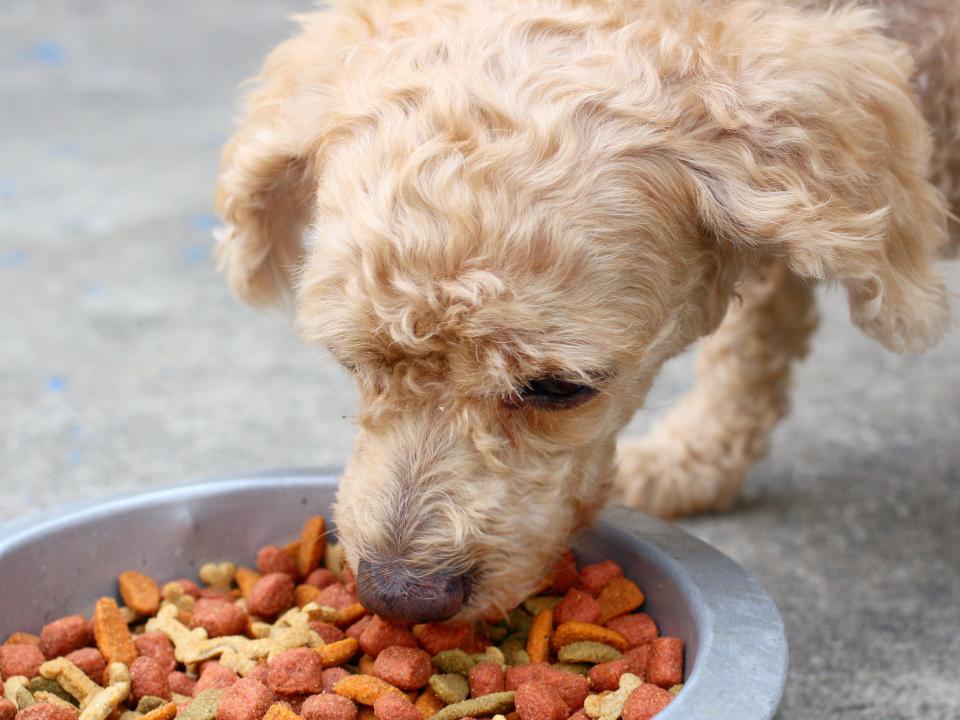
[0,471,787,719]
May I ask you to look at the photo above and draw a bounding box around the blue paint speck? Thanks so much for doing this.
[183,244,211,262]
[0,178,16,199]
[29,41,67,65]
[47,376,67,392]
[190,212,221,232]
[67,448,83,465]
[0,250,27,268]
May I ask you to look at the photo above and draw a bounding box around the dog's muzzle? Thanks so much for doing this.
[356,558,471,623]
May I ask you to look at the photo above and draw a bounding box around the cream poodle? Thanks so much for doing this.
[214,0,958,622]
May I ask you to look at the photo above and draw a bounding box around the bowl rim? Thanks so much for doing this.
[0,470,787,719]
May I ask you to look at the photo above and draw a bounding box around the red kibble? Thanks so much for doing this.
[168,670,197,697]
[515,681,567,720]
[305,569,339,590]
[14,705,78,720]
[371,646,432,690]
[0,699,14,720]
[567,713,590,720]
[248,663,270,685]
[578,561,623,596]
[172,578,202,598]
[248,573,296,619]
[130,655,171,702]
[358,616,417,658]
[215,678,275,720]
[372,693,419,720]
[268,648,325,695]
[549,550,579,594]
[588,643,650,691]
[65,647,107,683]
[302,693,359,720]
[195,662,239,694]
[192,599,249,638]
[469,662,504,697]
[605,614,658,650]
[314,584,357,611]
[413,622,471,655]
[645,637,683,688]
[257,545,300,578]
[0,643,44,680]
[309,622,345,644]
[622,683,674,720]
[505,664,589,713]
[553,590,601,626]
[345,616,373,641]
[135,631,177,673]
[321,667,350,693]
[38,615,90,659]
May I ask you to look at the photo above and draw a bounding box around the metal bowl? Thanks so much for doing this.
[0,471,787,719]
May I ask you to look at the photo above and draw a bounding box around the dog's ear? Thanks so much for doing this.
[214,33,331,307]
[684,2,950,352]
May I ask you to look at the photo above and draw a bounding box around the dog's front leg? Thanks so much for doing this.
[614,263,819,518]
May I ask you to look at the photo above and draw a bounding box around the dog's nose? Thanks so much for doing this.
[356,558,469,622]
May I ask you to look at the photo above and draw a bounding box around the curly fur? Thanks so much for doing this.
[215,0,958,618]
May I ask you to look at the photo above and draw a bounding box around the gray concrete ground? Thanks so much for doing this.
[1,2,958,718]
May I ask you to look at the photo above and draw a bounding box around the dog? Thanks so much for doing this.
[214,0,959,623]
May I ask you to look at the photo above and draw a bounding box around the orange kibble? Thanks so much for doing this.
[596,578,646,623]
[298,516,327,578]
[414,688,445,719]
[551,621,628,653]
[4,632,39,646]
[93,597,138,666]
[296,585,321,608]
[358,653,375,675]
[118,571,161,617]
[526,608,554,664]
[264,704,305,720]
[333,673,405,705]
[235,567,262,599]
[336,603,368,628]
[316,637,360,668]
[283,540,302,563]
[140,702,178,720]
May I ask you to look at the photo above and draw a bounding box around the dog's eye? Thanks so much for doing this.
[518,377,597,409]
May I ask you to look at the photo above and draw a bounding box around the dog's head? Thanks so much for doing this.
[216,0,949,620]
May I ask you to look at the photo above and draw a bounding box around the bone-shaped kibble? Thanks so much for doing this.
[32,690,77,709]
[161,582,196,613]
[39,657,103,709]
[583,672,642,720]
[146,604,320,676]
[3,677,34,709]
[78,662,131,720]
[198,562,236,591]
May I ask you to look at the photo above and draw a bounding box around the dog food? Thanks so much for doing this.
[0,515,684,720]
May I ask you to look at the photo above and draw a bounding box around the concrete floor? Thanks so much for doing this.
[1,2,958,718]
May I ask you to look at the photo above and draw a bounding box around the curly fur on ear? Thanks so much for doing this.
[682,2,950,352]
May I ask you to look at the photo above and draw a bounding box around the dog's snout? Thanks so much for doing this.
[356,558,469,623]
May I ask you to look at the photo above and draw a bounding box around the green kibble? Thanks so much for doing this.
[178,689,223,720]
[552,662,592,676]
[428,691,516,720]
[479,622,508,641]
[500,634,530,666]
[557,641,622,664]
[136,696,169,713]
[523,596,562,615]
[15,686,35,710]
[470,645,506,668]
[429,673,470,705]
[27,678,75,705]
[669,683,684,696]
[432,649,475,676]
[504,608,533,633]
